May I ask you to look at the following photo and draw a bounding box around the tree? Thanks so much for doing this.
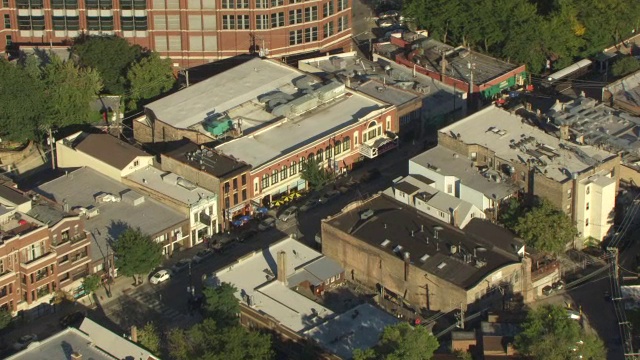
[498,198,525,231]
[168,318,274,360]
[612,56,640,77]
[353,348,376,360]
[202,283,240,327]
[515,304,605,360]
[82,274,101,305]
[0,307,12,330]
[453,349,472,360]
[514,198,578,254]
[377,323,439,360]
[72,35,143,95]
[126,53,175,110]
[113,227,163,285]
[138,322,161,355]
[300,157,335,191]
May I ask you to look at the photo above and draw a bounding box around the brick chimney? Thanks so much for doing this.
[71,352,82,360]
[277,251,287,285]
[130,325,138,343]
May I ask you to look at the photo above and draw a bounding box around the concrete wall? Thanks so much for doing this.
[134,117,214,145]
[56,141,121,181]
[620,164,640,186]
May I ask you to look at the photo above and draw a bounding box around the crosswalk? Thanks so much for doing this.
[128,291,184,324]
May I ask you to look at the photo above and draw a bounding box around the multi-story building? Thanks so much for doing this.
[437,105,620,244]
[0,0,352,67]
[160,140,251,232]
[0,184,91,313]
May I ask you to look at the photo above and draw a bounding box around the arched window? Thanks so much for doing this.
[334,140,342,155]
[308,153,315,163]
[290,160,297,176]
[368,120,377,128]
[317,149,324,162]
[261,174,270,189]
[280,165,288,181]
[343,136,351,151]
[325,145,332,159]
[299,156,305,171]
[272,169,279,184]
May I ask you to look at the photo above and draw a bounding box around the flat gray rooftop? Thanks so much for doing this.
[7,327,112,360]
[36,167,186,261]
[216,92,383,168]
[441,105,617,182]
[126,166,216,206]
[304,303,399,359]
[146,58,305,129]
[411,145,518,200]
[356,79,418,106]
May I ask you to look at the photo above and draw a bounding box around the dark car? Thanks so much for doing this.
[299,194,321,212]
[192,249,214,264]
[171,259,192,273]
[361,168,381,183]
[552,280,565,291]
[13,334,37,350]
[542,285,555,296]
[319,190,340,204]
[236,229,258,242]
[59,311,85,328]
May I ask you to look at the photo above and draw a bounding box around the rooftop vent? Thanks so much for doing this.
[475,259,487,268]
[393,245,403,253]
[381,239,391,247]
[420,254,430,262]
[437,262,447,269]
[360,209,375,220]
[450,245,457,254]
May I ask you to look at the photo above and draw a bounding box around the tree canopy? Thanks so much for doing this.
[513,198,578,254]
[202,283,240,327]
[612,56,640,77]
[126,53,176,110]
[138,322,161,355]
[0,307,11,330]
[515,304,605,360]
[112,227,163,285]
[353,322,439,360]
[82,274,101,304]
[300,157,335,191]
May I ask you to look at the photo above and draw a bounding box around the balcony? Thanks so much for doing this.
[358,133,398,159]
[21,252,56,269]
[53,232,89,248]
[0,270,14,284]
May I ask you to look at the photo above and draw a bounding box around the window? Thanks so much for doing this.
[305,6,317,22]
[289,9,302,24]
[334,140,341,155]
[59,254,69,264]
[85,0,110,9]
[120,0,145,9]
[317,149,324,161]
[262,174,270,189]
[16,0,43,8]
[447,184,453,193]
[290,161,297,175]
[224,197,230,208]
[4,14,10,29]
[308,153,315,163]
[270,0,282,6]
[221,0,233,8]
[233,178,238,190]
[586,186,590,195]
[233,193,238,204]
[256,0,268,8]
[386,116,391,131]
[256,14,269,29]
[5,35,12,46]
[338,15,348,32]
[87,16,114,30]
[242,174,247,186]
[281,166,288,181]
[343,136,350,151]
[586,202,589,210]
[222,15,235,29]
[52,16,80,30]
[337,0,346,11]
[585,218,589,227]
[299,157,305,171]
[224,182,230,194]
[242,189,247,200]
[323,21,334,38]
[2,0,8,7]
[18,15,45,30]
[237,14,249,29]
[51,0,79,7]
[567,189,572,199]
[304,26,318,42]
[271,12,284,27]
[236,0,248,7]
[289,29,302,45]
[323,0,334,17]
[272,169,279,184]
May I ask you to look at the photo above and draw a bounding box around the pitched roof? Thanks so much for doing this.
[73,133,151,170]
[0,184,29,206]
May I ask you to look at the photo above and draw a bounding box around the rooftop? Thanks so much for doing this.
[325,194,523,289]
[303,303,399,359]
[126,166,217,206]
[36,167,186,261]
[216,89,384,168]
[440,105,618,182]
[145,58,306,129]
[208,236,335,332]
[79,317,159,360]
[6,327,113,360]
[607,70,640,112]
[67,132,152,170]
[411,145,518,200]
[163,140,251,179]
[0,184,30,206]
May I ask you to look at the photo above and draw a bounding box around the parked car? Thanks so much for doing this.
[542,285,555,296]
[378,10,399,19]
[171,259,192,273]
[279,206,298,222]
[361,168,381,182]
[150,269,172,284]
[236,229,258,242]
[299,195,321,212]
[319,190,340,204]
[13,334,37,350]
[552,280,565,291]
[59,311,84,328]
[258,217,276,231]
[192,249,214,264]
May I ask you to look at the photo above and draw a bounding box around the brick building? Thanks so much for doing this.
[0,184,91,313]
[0,0,352,67]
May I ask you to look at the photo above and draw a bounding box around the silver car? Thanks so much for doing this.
[278,206,298,222]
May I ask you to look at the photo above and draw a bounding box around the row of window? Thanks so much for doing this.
[16,14,147,30]
[221,0,347,10]
[226,13,345,34]
[15,0,146,9]
[261,137,350,189]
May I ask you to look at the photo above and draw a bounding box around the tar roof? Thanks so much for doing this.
[126,166,217,206]
[36,167,186,262]
[72,132,151,170]
[145,58,306,129]
[6,327,113,360]
[440,105,617,183]
[79,317,159,360]
[216,91,383,168]
[325,194,522,289]
[304,303,399,359]
[0,184,29,206]
[163,140,251,178]
[411,145,517,200]
[210,236,335,332]
[356,79,419,106]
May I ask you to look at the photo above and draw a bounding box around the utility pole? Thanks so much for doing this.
[48,127,56,170]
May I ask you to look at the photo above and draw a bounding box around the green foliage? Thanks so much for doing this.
[513,198,578,254]
[168,318,274,360]
[300,157,335,191]
[453,349,472,360]
[515,304,605,360]
[126,53,175,110]
[612,56,640,77]
[113,227,163,284]
[0,307,12,330]
[353,348,376,360]
[72,35,142,95]
[202,283,240,327]
[378,322,439,360]
[498,198,525,230]
[138,322,161,355]
[82,274,101,295]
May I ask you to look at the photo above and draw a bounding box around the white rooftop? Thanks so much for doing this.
[209,236,335,332]
[145,58,305,129]
[126,166,217,206]
[441,105,617,182]
[216,91,384,168]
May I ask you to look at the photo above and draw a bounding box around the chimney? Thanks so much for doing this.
[277,251,287,285]
[404,252,410,281]
[420,224,424,232]
[71,352,82,360]
[130,325,138,343]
